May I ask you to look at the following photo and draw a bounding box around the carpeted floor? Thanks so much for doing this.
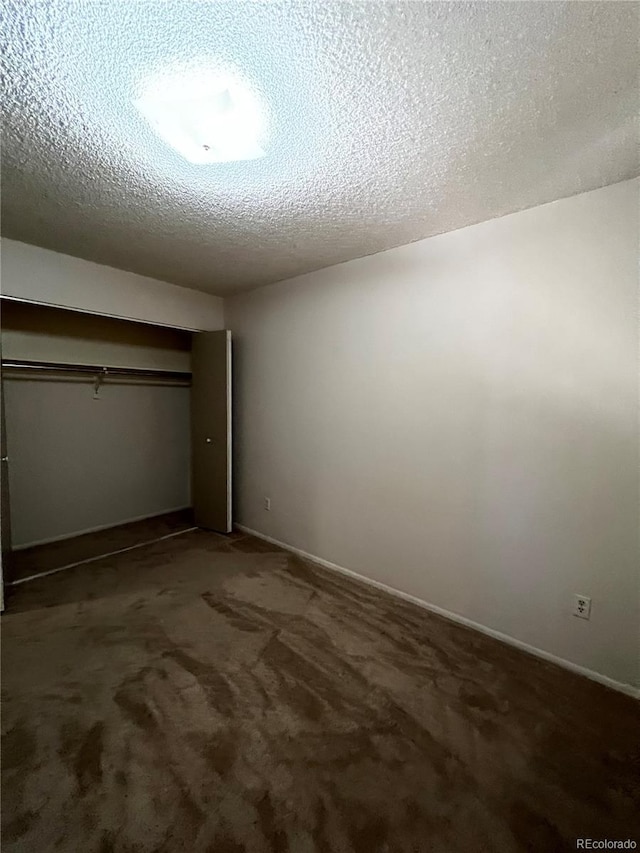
[2,520,639,852]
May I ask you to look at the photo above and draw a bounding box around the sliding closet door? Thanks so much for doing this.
[0,369,13,607]
[191,330,232,533]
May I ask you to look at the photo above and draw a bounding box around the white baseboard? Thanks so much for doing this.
[12,506,192,551]
[236,524,639,700]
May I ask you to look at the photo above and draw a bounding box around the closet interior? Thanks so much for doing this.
[0,299,231,596]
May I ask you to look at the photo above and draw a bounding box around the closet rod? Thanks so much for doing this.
[1,359,191,381]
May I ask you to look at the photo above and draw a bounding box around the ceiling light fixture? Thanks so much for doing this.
[134,70,267,164]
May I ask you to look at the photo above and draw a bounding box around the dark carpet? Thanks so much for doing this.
[2,523,638,852]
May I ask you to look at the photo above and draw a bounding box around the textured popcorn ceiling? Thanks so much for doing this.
[2,1,638,296]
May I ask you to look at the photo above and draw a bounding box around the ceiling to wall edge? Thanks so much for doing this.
[2,176,638,309]
[227,176,639,298]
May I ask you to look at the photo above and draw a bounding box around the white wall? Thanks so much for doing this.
[226,178,639,690]
[0,239,223,331]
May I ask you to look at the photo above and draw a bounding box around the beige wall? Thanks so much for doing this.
[1,238,223,331]
[226,178,639,690]
[4,380,191,548]
[2,303,192,547]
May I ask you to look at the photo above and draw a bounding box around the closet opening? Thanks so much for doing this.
[0,299,231,603]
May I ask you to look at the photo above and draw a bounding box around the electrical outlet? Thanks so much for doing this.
[263,497,271,511]
[573,594,591,620]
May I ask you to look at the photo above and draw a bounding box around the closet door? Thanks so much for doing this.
[191,330,232,533]
[1,368,13,607]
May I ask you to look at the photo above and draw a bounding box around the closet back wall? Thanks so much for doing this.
[1,301,192,548]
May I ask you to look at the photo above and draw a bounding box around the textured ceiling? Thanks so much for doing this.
[2,1,638,296]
